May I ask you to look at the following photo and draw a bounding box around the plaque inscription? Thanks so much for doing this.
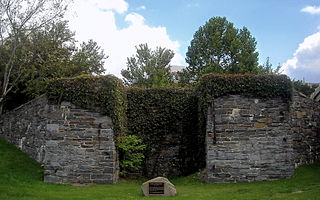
[149,182,165,194]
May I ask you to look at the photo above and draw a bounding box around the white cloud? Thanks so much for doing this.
[66,0,183,77]
[281,32,320,82]
[301,6,320,15]
[136,5,146,11]
[125,13,145,26]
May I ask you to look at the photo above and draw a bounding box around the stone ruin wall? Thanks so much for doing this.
[0,95,118,184]
[206,92,320,183]
[291,92,320,166]
[0,91,319,184]
[0,95,48,164]
[206,95,294,182]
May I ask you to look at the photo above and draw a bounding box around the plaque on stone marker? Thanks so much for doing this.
[149,182,164,194]
[141,177,177,197]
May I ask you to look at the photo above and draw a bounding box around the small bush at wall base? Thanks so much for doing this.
[118,135,146,177]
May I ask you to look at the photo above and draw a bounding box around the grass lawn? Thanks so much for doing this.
[0,138,319,200]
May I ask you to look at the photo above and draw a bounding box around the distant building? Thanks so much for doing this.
[170,65,185,73]
[170,65,186,83]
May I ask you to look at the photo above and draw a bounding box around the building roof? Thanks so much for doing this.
[170,65,185,72]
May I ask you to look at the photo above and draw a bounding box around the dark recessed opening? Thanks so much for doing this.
[211,165,215,172]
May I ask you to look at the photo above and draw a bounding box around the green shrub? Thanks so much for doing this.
[118,135,146,177]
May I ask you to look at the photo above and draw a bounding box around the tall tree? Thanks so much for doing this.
[72,39,107,76]
[182,16,260,84]
[0,0,70,113]
[21,21,106,97]
[258,57,283,75]
[121,43,174,88]
[0,21,107,110]
[259,57,273,74]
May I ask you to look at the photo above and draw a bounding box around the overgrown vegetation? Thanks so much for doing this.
[1,138,320,200]
[198,73,292,100]
[126,87,198,138]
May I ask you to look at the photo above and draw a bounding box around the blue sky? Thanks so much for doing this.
[66,0,320,82]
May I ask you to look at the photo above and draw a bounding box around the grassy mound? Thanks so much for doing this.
[0,138,319,200]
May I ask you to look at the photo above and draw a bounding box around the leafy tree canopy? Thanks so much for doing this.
[0,0,71,113]
[180,16,262,85]
[0,21,107,110]
[121,43,174,88]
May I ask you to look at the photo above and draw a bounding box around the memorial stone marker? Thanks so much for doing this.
[141,177,177,197]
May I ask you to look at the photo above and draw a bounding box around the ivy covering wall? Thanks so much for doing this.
[126,87,204,177]
[198,74,292,100]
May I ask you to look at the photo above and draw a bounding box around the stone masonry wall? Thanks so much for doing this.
[0,95,48,163]
[291,92,320,166]
[0,95,118,184]
[206,95,294,182]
